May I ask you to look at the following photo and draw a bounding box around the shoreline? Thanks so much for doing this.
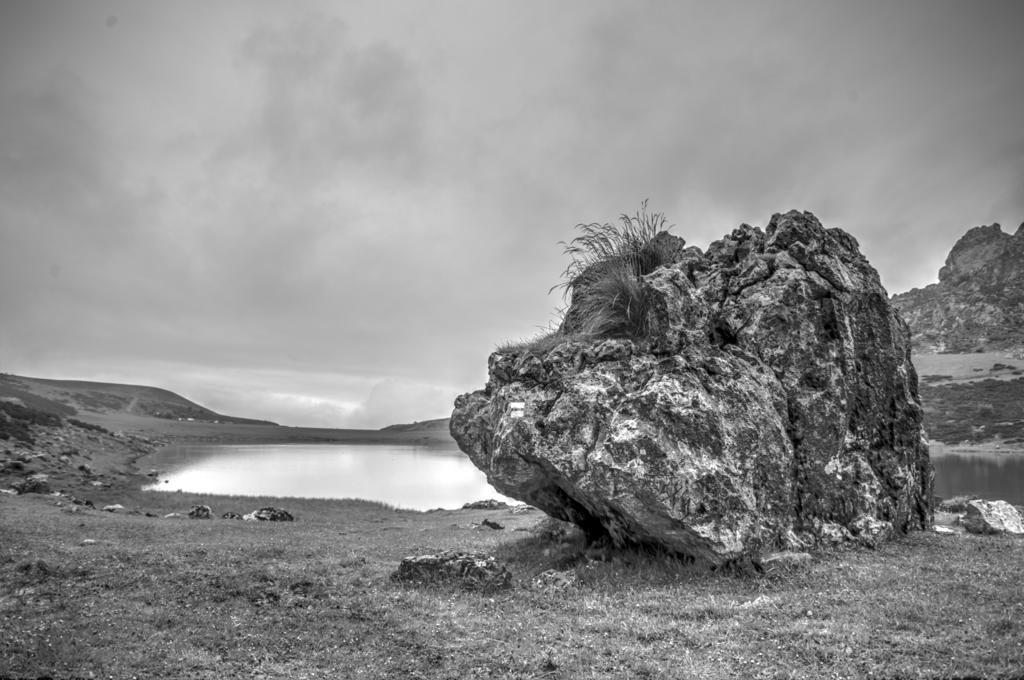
[929,441,1024,457]
[1,412,462,508]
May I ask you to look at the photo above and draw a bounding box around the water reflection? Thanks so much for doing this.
[143,443,513,511]
[142,443,1024,510]
[932,451,1024,505]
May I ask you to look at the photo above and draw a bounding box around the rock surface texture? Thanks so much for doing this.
[243,507,294,522]
[962,500,1024,535]
[391,551,512,591]
[452,211,933,564]
[188,504,212,519]
[891,222,1024,355]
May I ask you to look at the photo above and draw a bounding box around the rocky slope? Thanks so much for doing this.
[1,400,157,497]
[891,223,1024,355]
[451,211,932,565]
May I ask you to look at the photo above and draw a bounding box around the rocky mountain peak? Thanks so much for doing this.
[937,223,1024,286]
[892,221,1024,354]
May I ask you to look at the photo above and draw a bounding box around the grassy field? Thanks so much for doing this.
[4,366,1024,677]
[912,352,1024,448]
[912,351,1023,384]
[2,489,1023,679]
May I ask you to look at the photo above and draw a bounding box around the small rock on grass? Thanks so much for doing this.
[462,499,509,510]
[480,518,504,530]
[102,504,125,513]
[12,474,50,495]
[243,506,294,522]
[392,550,512,591]
[188,504,212,519]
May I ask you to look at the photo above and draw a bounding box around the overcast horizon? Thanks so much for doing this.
[2,1,1023,428]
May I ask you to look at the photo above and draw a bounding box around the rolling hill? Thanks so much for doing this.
[0,374,276,426]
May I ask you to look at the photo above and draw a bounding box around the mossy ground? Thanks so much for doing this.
[2,490,1023,679]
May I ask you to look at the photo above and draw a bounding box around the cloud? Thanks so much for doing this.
[347,378,461,429]
[228,15,424,186]
[3,1,1023,428]
[148,368,458,429]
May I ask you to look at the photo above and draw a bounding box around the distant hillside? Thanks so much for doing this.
[0,374,276,426]
[892,222,1024,355]
[379,417,450,433]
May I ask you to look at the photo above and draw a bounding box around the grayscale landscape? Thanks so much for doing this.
[2,2,1024,678]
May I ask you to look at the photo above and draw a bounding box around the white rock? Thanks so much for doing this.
[963,500,1024,535]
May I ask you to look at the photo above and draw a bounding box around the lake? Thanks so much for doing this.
[142,443,1024,510]
[143,443,514,511]
[931,451,1024,505]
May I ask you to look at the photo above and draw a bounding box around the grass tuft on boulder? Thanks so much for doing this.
[554,201,677,340]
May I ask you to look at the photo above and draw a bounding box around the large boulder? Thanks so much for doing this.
[451,211,933,565]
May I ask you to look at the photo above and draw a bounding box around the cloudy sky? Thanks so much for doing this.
[2,1,1022,428]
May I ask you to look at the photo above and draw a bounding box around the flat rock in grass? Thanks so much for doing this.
[933,525,958,535]
[963,500,1024,535]
[392,550,512,591]
[480,518,504,530]
[244,506,294,522]
[221,511,243,520]
[188,504,212,519]
[102,504,125,513]
[12,474,50,495]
